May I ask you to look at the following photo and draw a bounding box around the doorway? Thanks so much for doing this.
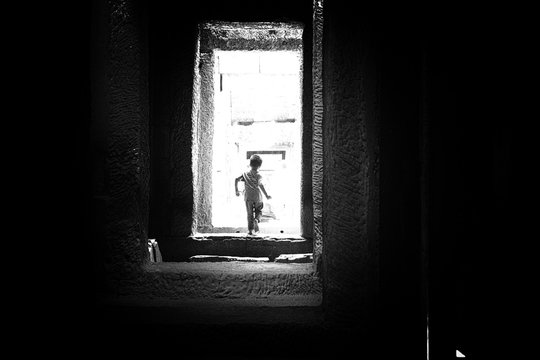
[211,50,302,234]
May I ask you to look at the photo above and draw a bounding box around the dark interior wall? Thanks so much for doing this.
[320,1,426,356]
[422,5,518,359]
[376,12,426,360]
[321,0,381,329]
[424,19,462,359]
[147,4,198,239]
[318,2,518,357]
[89,0,150,287]
[311,0,324,272]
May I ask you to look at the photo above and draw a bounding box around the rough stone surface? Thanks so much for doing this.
[158,236,313,261]
[110,262,322,301]
[98,295,323,325]
[193,51,214,232]
[275,253,313,263]
[312,0,324,269]
[189,255,270,262]
[200,22,303,52]
[166,20,198,238]
[301,20,314,240]
[99,0,150,278]
[321,0,379,326]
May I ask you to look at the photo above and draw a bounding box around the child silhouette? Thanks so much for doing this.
[235,154,272,235]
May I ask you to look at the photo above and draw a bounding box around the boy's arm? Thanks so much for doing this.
[235,175,243,196]
[259,184,271,200]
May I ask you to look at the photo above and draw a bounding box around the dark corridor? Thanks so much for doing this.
[29,1,527,359]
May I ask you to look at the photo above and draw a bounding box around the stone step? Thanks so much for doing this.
[157,234,313,261]
[98,295,323,325]
[275,253,313,263]
[188,253,313,263]
[112,262,321,301]
[189,255,271,262]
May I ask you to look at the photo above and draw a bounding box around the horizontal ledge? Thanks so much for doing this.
[100,295,322,309]
[189,255,271,262]
[203,21,305,30]
[155,236,314,261]
[189,233,309,241]
[145,261,317,275]
[114,262,321,303]
[97,295,323,325]
[189,253,313,263]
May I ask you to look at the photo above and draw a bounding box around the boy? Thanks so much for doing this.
[235,154,272,235]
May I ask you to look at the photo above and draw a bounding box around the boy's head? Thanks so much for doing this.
[249,154,262,169]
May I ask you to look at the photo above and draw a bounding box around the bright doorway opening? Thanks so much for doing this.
[211,50,302,234]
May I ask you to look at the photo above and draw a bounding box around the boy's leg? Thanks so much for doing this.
[254,217,259,232]
[253,202,264,232]
[245,201,254,232]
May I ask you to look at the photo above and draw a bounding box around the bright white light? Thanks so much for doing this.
[456,349,465,358]
[211,50,302,234]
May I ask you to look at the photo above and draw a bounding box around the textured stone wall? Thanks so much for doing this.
[320,3,425,358]
[300,20,314,240]
[110,262,321,300]
[321,0,379,327]
[200,22,303,52]
[92,0,150,282]
[147,12,198,239]
[311,0,324,268]
[193,51,214,232]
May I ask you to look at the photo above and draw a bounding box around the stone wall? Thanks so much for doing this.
[91,0,150,286]
[321,0,379,326]
[320,2,427,357]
